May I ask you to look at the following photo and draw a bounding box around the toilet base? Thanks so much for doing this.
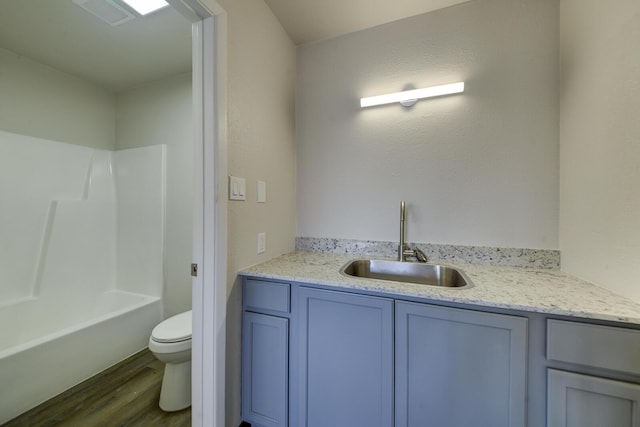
[159,360,191,412]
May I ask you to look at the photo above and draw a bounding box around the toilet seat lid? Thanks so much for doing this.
[152,310,192,343]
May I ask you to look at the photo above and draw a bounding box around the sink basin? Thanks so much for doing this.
[340,259,472,288]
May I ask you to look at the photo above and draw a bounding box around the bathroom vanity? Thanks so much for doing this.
[239,252,640,427]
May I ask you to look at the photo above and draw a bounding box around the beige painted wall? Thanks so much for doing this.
[115,73,194,316]
[0,48,115,149]
[559,0,640,301]
[296,0,560,249]
[215,0,297,425]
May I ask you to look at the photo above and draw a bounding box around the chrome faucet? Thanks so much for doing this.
[398,200,428,263]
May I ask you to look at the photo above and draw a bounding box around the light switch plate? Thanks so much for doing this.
[257,180,267,203]
[257,232,266,254]
[229,176,246,201]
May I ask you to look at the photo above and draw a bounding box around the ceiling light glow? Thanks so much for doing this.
[120,0,169,15]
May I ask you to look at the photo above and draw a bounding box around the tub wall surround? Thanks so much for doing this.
[0,130,165,423]
[296,237,560,269]
[0,131,165,304]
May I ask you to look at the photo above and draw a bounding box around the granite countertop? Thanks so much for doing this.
[240,251,640,325]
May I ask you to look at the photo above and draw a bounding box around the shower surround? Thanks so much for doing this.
[0,130,166,423]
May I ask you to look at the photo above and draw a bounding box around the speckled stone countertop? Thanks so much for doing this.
[296,237,561,269]
[240,251,640,325]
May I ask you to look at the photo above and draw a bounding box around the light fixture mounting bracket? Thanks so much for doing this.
[399,99,418,107]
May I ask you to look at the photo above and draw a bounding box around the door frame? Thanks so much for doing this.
[168,1,227,426]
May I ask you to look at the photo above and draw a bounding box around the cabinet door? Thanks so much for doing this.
[548,369,640,427]
[297,287,394,427]
[395,301,527,427]
[242,312,289,427]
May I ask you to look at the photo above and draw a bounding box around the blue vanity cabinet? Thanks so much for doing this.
[395,301,528,427]
[242,276,529,427]
[242,279,291,427]
[546,320,640,427]
[296,287,394,427]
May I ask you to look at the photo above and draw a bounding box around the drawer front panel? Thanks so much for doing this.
[547,319,640,375]
[244,279,290,314]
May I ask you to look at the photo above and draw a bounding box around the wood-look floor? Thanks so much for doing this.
[4,349,191,427]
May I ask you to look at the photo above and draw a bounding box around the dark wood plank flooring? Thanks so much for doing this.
[4,349,191,427]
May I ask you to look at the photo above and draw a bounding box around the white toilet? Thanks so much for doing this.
[148,310,192,412]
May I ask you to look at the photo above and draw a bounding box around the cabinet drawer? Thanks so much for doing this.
[547,319,640,376]
[244,279,290,314]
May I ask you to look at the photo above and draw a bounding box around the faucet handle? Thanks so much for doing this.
[414,248,428,263]
[402,247,428,263]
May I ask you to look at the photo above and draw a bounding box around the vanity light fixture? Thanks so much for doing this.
[360,82,465,108]
[120,0,169,15]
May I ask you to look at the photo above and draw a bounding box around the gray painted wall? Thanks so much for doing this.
[296,0,559,250]
[0,48,115,149]
[559,0,640,302]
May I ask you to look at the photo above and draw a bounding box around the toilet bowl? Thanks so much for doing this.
[149,310,192,412]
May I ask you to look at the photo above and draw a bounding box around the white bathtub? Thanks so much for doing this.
[0,290,162,424]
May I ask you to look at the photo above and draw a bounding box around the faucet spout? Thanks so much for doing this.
[398,200,406,261]
[398,200,427,263]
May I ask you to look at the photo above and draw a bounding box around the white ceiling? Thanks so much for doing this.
[0,0,192,92]
[264,0,472,45]
[0,0,471,92]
